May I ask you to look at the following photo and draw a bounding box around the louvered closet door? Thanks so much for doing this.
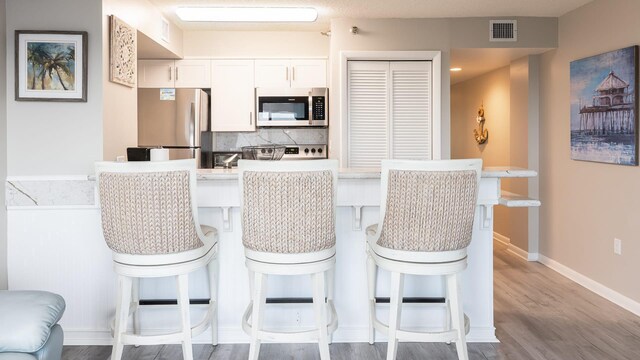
[348,61,389,168]
[390,61,432,160]
[347,61,432,168]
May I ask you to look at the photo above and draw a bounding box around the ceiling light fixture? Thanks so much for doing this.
[450,67,462,72]
[176,7,318,22]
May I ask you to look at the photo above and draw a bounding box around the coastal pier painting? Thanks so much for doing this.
[570,46,638,165]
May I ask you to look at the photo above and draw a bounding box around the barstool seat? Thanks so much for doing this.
[239,159,339,360]
[95,159,219,360]
[366,159,482,360]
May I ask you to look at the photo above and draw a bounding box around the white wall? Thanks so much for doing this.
[540,0,640,302]
[183,31,329,58]
[108,0,183,59]
[6,0,104,176]
[0,0,7,289]
[329,18,452,161]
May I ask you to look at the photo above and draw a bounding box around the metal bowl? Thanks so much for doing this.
[241,145,286,160]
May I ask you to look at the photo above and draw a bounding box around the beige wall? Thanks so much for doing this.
[329,17,557,163]
[540,0,640,301]
[508,57,529,251]
[6,0,104,176]
[451,66,512,237]
[449,17,557,49]
[183,31,329,58]
[0,0,7,289]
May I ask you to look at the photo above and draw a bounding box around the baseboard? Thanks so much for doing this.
[493,232,510,245]
[538,254,640,317]
[63,326,499,345]
[494,232,539,261]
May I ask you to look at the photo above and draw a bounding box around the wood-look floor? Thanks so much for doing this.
[62,243,640,360]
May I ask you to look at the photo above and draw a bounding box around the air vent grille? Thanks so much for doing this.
[490,20,517,42]
[161,18,170,43]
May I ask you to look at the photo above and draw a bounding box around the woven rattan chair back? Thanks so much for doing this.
[376,163,480,252]
[98,170,203,255]
[241,169,335,254]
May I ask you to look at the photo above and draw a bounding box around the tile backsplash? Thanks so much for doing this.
[215,128,327,151]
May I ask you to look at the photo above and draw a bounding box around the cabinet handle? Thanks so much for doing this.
[292,67,295,81]
[169,66,172,80]
[250,112,253,126]
[285,67,289,81]
[176,67,179,81]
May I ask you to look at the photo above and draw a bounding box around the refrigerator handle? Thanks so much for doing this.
[190,102,196,147]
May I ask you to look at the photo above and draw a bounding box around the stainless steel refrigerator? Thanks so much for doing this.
[137,88,211,166]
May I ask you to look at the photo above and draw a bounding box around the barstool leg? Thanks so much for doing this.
[326,267,335,345]
[444,280,452,345]
[313,272,331,360]
[249,272,267,360]
[131,277,140,346]
[447,273,469,360]
[207,257,219,346]
[386,272,404,360]
[177,274,194,360]
[112,275,132,360]
[366,253,377,345]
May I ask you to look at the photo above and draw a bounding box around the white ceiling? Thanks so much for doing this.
[148,0,593,31]
[145,0,588,83]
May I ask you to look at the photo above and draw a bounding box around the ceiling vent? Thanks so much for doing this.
[161,18,170,43]
[490,20,517,42]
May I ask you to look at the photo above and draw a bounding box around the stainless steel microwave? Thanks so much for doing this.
[256,88,328,127]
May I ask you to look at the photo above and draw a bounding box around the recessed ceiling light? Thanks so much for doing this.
[450,67,462,72]
[176,7,318,22]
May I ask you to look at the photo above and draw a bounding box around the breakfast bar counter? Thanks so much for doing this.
[5,167,539,345]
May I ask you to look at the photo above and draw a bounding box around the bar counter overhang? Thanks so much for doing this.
[5,167,539,345]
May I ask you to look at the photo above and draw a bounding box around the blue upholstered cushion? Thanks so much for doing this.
[0,291,65,353]
[0,353,37,360]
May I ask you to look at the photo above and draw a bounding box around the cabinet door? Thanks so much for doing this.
[290,59,327,88]
[211,60,255,132]
[254,59,290,88]
[174,60,211,88]
[138,60,174,88]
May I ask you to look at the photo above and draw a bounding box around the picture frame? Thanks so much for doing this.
[15,30,88,102]
[570,46,639,166]
[109,15,137,88]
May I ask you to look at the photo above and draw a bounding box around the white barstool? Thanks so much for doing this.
[95,159,219,360]
[366,159,482,360]
[238,159,339,360]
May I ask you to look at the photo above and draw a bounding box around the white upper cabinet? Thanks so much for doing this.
[255,59,326,88]
[137,60,174,88]
[174,60,211,88]
[138,59,211,88]
[254,60,290,88]
[290,59,327,88]
[211,60,256,132]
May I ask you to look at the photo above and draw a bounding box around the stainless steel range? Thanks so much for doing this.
[212,143,327,168]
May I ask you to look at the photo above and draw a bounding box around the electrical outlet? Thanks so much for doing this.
[614,238,622,255]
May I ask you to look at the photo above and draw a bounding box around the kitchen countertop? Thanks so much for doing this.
[196,166,537,180]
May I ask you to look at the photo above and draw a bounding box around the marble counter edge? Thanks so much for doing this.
[5,166,537,207]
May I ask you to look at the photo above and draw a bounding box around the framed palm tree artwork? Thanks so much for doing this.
[15,30,88,102]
